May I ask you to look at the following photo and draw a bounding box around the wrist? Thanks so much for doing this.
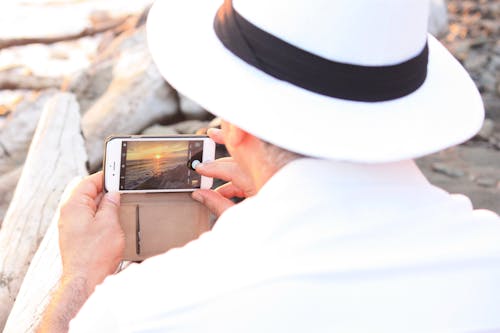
[39,273,93,332]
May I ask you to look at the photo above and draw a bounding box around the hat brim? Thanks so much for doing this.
[147,0,484,163]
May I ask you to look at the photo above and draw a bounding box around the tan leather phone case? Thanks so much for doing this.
[119,192,212,261]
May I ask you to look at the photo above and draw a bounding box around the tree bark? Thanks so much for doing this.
[0,93,88,330]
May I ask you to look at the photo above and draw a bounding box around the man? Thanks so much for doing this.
[39,0,500,332]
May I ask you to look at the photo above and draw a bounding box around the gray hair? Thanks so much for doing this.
[260,140,305,170]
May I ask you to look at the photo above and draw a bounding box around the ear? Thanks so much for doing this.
[221,121,249,149]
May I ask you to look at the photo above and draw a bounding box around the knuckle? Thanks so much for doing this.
[80,195,96,209]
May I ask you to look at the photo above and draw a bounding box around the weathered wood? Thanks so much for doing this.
[0,34,105,91]
[0,93,88,330]
[0,89,59,175]
[3,180,80,333]
[0,17,126,50]
[0,166,22,226]
[0,0,154,50]
[0,69,62,90]
[81,27,178,171]
[68,18,149,114]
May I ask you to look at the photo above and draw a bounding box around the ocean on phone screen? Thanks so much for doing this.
[124,155,200,190]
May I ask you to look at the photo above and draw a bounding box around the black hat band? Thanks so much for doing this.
[214,0,428,102]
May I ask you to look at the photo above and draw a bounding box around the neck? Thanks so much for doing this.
[247,142,304,191]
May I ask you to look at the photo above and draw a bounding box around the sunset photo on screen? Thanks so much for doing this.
[120,140,203,190]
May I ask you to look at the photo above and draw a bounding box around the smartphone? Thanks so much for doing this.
[104,136,215,193]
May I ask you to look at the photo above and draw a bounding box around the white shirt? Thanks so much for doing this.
[70,158,500,333]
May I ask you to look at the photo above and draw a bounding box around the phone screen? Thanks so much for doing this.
[119,140,204,191]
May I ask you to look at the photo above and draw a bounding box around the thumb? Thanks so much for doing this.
[95,192,120,224]
[192,189,234,218]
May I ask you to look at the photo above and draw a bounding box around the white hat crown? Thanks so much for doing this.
[233,0,430,66]
[147,0,484,162]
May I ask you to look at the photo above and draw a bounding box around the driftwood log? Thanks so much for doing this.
[3,181,81,333]
[0,17,126,50]
[0,166,22,226]
[0,69,62,90]
[0,93,88,330]
[82,27,178,171]
[0,89,59,175]
[0,0,153,50]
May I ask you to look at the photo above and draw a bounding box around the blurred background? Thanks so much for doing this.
[0,0,498,220]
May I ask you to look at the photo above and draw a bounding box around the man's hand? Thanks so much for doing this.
[39,172,124,333]
[58,171,125,292]
[192,128,256,217]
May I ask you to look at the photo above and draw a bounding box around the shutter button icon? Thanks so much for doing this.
[190,159,201,170]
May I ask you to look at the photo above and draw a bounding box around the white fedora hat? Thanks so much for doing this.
[147,0,484,163]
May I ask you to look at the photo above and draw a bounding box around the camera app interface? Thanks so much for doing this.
[120,140,203,190]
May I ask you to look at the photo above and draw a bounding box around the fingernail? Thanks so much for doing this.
[191,191,204,204]
[207,128,221,135]
[106,192,120,205]
[196,160,213,169]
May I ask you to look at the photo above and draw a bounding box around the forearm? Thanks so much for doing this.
[37,173,123,332]
[38,275,91,333]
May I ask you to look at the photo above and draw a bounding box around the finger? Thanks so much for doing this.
[207,128,225,145]
[61,172,104,221]
[192,189,234,217]
[94,192,104,207]
[70,172,104,200]
[90,171,104,192]
[195,158,239,181]
[215,182,246,199]
[95,192,120,225]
